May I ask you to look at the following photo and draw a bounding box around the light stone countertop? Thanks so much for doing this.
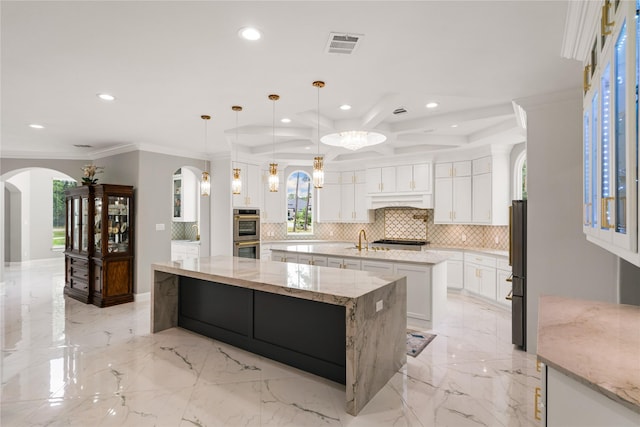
[152,255,404,304]
[537,295,640,414]
[268,243,453,265]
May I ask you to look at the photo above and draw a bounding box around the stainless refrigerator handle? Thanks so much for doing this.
[505,289,513,301]
[506,273,513,282]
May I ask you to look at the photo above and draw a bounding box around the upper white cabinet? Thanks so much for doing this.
[434,161,472,223]
[366,167,396,193]
[396,163,432,193]
[232,162,260,208]
[318,171,372,223]
[471,154,510,225]
[579,0,639,266]
[317,172,341,222]
[172,168,197,222]
[261,169,285,223]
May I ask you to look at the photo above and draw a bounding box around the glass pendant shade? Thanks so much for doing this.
[268,163,279,192]
[313,156,324,188]
[321,130,386,151]
[200,171,211,197]
[231,168,242,194]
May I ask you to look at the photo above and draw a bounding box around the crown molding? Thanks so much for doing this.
[561,0,600,61]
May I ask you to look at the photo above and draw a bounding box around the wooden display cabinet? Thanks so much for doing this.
[64,184,134,306]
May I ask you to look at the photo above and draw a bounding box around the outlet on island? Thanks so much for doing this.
[376,300,383,312]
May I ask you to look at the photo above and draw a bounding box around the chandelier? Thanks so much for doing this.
[321,130,386,151]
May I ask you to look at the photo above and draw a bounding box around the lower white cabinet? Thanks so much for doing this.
[270,250,298,263]
[171,241,200,261]
[444,251,464,289]
[463,253,506,303]
[360,260,395,274]
[544,365,640,426]
[297,254,328,267]
[396,264,433,326]
[327,257,361,270]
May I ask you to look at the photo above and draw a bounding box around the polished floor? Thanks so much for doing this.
[1,258,540,426]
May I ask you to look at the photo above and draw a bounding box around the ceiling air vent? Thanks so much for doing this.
[325,32,363,55]
[73,144,92,148]
[393,107,408,115]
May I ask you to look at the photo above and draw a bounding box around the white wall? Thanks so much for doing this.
[519,89,618,354]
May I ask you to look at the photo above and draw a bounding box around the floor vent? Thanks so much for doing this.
[325,32,363,55]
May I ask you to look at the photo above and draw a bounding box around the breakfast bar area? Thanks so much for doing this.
[151,256,407,416]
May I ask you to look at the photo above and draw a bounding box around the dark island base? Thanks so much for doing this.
[178,277,347,384]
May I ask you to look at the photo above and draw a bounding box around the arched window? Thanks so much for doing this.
[514,151,527,200]
[286,170,313,235]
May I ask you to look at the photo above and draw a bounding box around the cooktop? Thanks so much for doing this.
[372,239,429,246]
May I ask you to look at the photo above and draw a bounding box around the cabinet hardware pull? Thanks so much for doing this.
[234,215,260,220]
[601,2,614,36]
[534,387,542,421]
[600,197,615,229]
[506,273,513,282]
[235,240,259,246]
[583,65,591,92]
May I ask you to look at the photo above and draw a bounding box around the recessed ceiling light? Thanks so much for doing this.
[426,102,439,109]
[29,123,44,129]
[239,27,261,41]
[339,104,351,111]
[305,146,311,150]
[451,124,458,128]
[97,93,116,101]
[281,118,291,123]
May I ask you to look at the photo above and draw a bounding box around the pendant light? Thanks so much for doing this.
[200,115,211,197]
[312,81,325,188]
[268,94,280,192]
[231,106,242,195]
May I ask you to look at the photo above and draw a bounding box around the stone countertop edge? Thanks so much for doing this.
[151,255,405,304]
[536,295,640,414]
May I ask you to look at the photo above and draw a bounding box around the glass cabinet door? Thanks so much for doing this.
[94,197,102,254]
[173,175,182,219]
[614,21,627,235]
[107,196,130,254]
[72,198,80,251]
[81,197,89,252]
[601,62,614,235]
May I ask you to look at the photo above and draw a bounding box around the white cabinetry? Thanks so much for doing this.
[262,169,285,223]
[171,241,200,261]
[297,254,328,267]
[544,365,640,426]
[327,257,361,270]
[360,259,394,274]
[580,1,639,266]
[270,250,298,263]
[341,170,372,222]
[232,162,260,208]
[317,172,341,222]
[395,264,433,326]
[496,257,512,307]
[172,169,197,222]
[463,253,497,300]
[434,161,472,223]
[366,167,396,193]
[445,251,464,289]
[471,155,510,225]
[396,163,432,193]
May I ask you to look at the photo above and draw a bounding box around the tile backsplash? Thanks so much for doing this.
[171,221,199,240]
[262,208,509,251]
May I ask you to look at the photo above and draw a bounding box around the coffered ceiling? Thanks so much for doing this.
[1,1,580,165]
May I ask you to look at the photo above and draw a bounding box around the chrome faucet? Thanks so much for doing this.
[357,229,368,251]
[192,223,200,241]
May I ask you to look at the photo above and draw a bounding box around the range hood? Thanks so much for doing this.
[365,193,433,210]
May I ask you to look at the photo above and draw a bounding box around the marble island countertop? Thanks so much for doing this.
[152,255,404,304]
[537,295,640,414]
[269,243,453,265]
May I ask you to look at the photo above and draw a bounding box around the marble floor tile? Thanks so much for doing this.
[1,258,540,426]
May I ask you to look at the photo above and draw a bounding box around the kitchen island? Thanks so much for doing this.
[537,295,640,425]
[269,243,450,329]
[151,255,407,416]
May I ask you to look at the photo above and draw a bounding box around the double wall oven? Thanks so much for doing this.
[233,209,260,259]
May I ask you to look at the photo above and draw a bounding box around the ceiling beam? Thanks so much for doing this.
[467,117,518,144]
[394,134,467,146]
[359,93,401,129]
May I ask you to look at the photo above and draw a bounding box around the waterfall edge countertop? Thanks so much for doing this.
[537,295,640,414]
[268,243,452,265]
[152,255,405,303]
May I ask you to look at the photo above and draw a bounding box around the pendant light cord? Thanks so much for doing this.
[272,98,276,162]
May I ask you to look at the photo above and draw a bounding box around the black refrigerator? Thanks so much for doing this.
[510,200,527,350]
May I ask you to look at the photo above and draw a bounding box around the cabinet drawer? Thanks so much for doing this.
[185,245,200,256]
[464,252,496,268]
[496,257,511,271]
[70,278,89,291]
[439,250,463,261]
[69,257,89,269]
[70,265,89,280]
